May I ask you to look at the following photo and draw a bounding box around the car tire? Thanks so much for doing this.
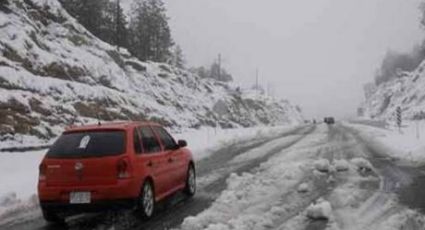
[184,165,196,197]
[138,180,155,219]
[42,209,64,224]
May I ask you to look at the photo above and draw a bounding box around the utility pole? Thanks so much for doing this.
[256,68,259,98]
[116,0,121,52]
[396,106,402,133]
[267,83,271,98]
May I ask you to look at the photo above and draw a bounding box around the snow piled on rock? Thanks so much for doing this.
[360,56,425,122]
[314,159,331,173]
[306,198,333,220]
[0,0,303,148]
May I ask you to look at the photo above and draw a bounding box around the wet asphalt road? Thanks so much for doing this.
[3,123,425,230]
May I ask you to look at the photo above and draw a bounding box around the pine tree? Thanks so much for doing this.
[171,45,185,68]
[59,0,108,37]
[129,0,173,62]
[102,0,128,48]
[59,0,128,48]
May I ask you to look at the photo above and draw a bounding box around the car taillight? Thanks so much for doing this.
[39,163,47,181]
[117,158,131,179]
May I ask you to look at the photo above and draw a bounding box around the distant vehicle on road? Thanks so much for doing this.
[38,121,196,223]
[324,117,335,124]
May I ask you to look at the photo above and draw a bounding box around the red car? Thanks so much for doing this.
[37,121,196,223]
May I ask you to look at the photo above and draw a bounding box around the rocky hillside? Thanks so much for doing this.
[0,0,303,148]
[360,59,425,122]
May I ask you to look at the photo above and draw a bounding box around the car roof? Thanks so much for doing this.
[64,121,161,132]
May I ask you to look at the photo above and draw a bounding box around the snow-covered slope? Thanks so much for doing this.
[360,60,425,122]
[0,0,303,148]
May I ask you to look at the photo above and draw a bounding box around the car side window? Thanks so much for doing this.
[153,126,178,151]
[140,126,161,154]
[133,128,142,154]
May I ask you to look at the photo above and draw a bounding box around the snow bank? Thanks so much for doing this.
[0,150,46,200]
[334,159,350,172]
[314,159,331,173]
[350,158,373,172]
[306,198,333,220]
[297,183,309,193]
[346,122,425,165]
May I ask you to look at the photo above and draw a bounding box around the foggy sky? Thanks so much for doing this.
[163,0,423,119]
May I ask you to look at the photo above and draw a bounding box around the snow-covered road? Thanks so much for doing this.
[2,123,425,230]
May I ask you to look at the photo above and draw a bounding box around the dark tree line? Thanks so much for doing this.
[374,2,425,85]
[59,0,183,66]
[374,46,425,85]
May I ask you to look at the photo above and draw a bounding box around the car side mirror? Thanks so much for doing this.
[178,140,187,148]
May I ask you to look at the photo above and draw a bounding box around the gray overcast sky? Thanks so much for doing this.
[162,0,424,119]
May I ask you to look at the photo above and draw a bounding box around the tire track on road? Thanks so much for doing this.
[337,125,425,230]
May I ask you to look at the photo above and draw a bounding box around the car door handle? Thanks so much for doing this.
[147,161,153,167]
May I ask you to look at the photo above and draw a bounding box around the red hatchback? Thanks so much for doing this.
[38,122,196,223]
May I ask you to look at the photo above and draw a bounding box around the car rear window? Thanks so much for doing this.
[47,130,125,158]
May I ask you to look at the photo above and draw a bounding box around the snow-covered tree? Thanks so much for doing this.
[170,45,185,69]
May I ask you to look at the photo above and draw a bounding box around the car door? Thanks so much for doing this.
[152,126,186,189]
[138,126,172,198]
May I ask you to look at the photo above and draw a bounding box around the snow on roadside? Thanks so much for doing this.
[345,121,425,165]
[0,150,45,224]
[0,150,46,200]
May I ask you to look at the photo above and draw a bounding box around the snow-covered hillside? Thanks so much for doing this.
[360,60,425,122]
[0,0,303,148]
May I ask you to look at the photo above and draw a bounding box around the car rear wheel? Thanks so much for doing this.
[184,165,196,197]
[42,209,64,224]
[138,180,155,219]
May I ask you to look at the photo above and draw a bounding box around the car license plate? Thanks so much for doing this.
[69,192,91,204]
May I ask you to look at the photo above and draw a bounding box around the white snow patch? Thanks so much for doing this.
[314,159,331,173]
[297,183,309,193]
[334,159,350,172]
[306,198,333,220]
[0,150,46,200]
[350,158,373,172]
